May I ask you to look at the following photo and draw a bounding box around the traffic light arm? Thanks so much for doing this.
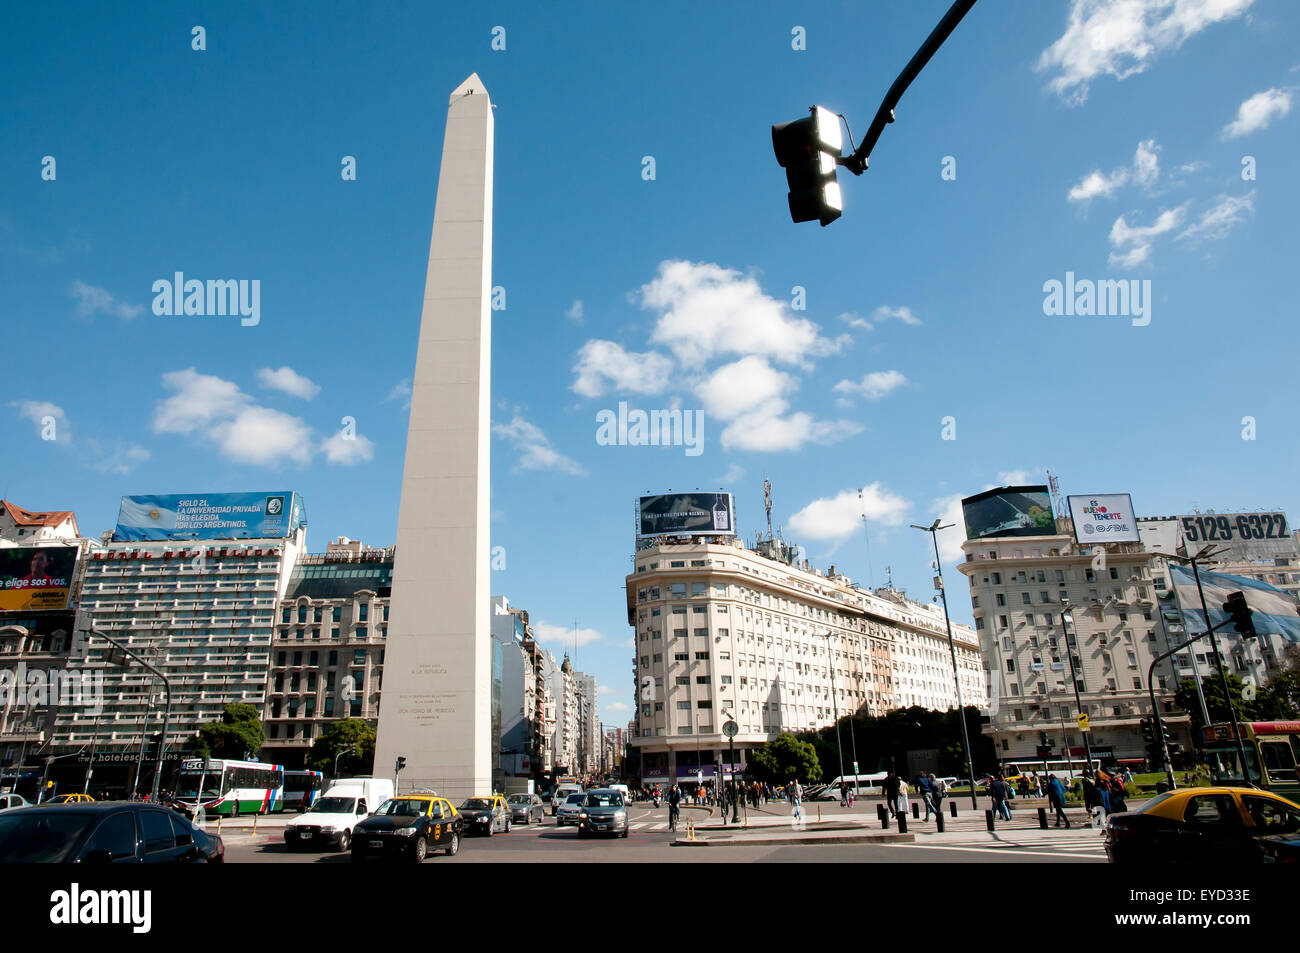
[841,0,978,175]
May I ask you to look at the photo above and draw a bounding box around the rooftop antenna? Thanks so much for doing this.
[885,564,893,589]
[858,487,877,589]
[1046,469,1064,517]
[763,478,774,541]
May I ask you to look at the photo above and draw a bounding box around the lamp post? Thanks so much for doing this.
[93,626,172,802]
[911,520,978,810]
[334,744,359,778]
[1058,605,1094,774]
[723,718,740,824]
[816,634,847,797]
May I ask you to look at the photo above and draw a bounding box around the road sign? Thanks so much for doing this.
[1077,713,1091,733]
[722,720,739,738]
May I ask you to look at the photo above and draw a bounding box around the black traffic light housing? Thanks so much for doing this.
[395,756,407,773]
[1222,591,1257,638]
[772,106,843,226]
[1140,718,1153,744]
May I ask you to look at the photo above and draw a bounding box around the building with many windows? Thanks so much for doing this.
[627,535,986,790]
[262,539,392,767]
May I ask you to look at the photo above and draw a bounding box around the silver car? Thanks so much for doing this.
[508,793,544,825]
[0,794,31,811]
[577,789,629,838]
[555,792,586,826]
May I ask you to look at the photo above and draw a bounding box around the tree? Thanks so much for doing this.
[748,733,822,784]
[1174,674,1268,738]
[193,703,265,759]
[308,719,376,775]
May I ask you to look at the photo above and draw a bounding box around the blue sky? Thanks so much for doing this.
[3,1,1298,725]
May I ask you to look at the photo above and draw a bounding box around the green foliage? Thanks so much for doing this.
[308,719,376,774]
[748,733,822,784]
[193,703,265,759]
[796,706,995,782]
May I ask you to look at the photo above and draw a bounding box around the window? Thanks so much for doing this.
[996,594,1006,607]
[1183,795,1243,828]
[676,701,691,710]
[293,651,303,666]
[1109,568,1119,580]
[992,572,1001,584]
[1021,593,1031,605]
[674,652,689,661]
[276,652,286,665]
[695,652,709,660]
[353,650,366,665]
[359,603,369,621]
[281,608,291,624]
[653,653,662,663]
[676,676,690,686]
[697,700,712,709]
[140,810,175,854]
[691,583,707,596]
[332,607,342,623]
[1006,659,1015,672]
[82,813,137,860]
[297,606,308,624]
[696,676,710,685]
[328,650,338,666]
[314,607,323,623]
[670,583,687,596]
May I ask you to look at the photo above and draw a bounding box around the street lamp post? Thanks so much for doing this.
[817,634,847,798]
[1058,606,1094,774]
[334,744,359,778]
[911,520,978,810]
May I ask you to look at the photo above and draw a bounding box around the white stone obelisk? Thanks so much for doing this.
[374,74,493,802]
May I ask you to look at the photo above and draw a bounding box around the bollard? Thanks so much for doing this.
[252,813,258,834]
[985,809,995,831]
[912,802,920,820]
[936,810,945,832]
[216,816,223,835]
[1037,807,1048,830]
[877,804,886,822]
[898,812,908,834]
[817,804,821,823]
[950,801,958,817]
[880,810,890,830]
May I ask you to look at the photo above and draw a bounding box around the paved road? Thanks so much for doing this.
[222,803,1106,863]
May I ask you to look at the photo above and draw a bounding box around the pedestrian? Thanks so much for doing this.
[1095,767,1114,816]
[931,773,946,817]
[1109,773,1128,814]
[917,773,936,821]
[897,777,910,819]
[990,773,1012,822]
[883,770,901,818]
[1047,774,1070,828]
[840,780,849,808]
[790,778,804,829]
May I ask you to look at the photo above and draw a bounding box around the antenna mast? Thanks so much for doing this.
[763,478,773,541]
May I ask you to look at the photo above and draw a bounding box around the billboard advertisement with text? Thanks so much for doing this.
[1067,494,1140,543]
[961,486,1055,540]
[114,492,305,541]
[637,493,735,538]
[0,547,77,610]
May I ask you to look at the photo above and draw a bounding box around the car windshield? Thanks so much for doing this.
[310,797,356,814]
[374,799,429,817]
[461,799,494,810]
[508,796,531,804]
[585,793,623,807]
[0,811,94,863]
[565,794,586,805]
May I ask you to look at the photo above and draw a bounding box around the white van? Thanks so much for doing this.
[283,777,394,851]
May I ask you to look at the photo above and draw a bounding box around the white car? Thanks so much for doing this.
[0,793,31,811]
[556,792,586,826]
[283,793,373,851]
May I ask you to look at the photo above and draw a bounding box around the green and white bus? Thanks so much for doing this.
[175,758,285,816]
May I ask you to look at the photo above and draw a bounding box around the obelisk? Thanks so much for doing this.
[375,74,493,801]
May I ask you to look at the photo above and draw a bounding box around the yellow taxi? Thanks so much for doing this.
[49,794,95,804]
[1105,786,1300,864]
[457,794,511,835]
[350,794,463,862]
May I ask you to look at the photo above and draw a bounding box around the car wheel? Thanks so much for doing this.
[486,821,493,837]
[621,829,629,838]
[337,831,350,852]
[412,836,427,863]
[505,818,511,833]
[445,832,459,856]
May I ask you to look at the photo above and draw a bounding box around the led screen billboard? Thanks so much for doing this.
[637,492,735,538]
[961,486,1055,540]
[114,492,306,541]
[1067,493,1140,543]
[0,546,77,610]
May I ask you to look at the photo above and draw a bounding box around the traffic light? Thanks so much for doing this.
[1140,718,1153,744]
[1146,743,1166,771]
[1039,731,1049,747]
[1222,591,1257,638]
[395,756,407,773]
[771,106,843,226]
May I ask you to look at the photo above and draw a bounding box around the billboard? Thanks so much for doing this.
[114,492,306,541]
[1173,512,1292,561]
[1067,493,1140,543]
[961,486,1055,540]
[637,493,735,538]
[0,547,78,611]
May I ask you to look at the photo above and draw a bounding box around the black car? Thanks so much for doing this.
[351,795,462,863]
[0,802,224,863]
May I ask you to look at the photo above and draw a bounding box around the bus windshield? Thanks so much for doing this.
[1206,744,1261,785]
[174,772,223,800]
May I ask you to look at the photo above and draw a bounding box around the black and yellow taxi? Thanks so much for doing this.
[457,795,511,835]
[350,794,461,862]
[1105,786,1300,864]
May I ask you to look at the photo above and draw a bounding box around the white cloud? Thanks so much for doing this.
[1068,168,1129,203]
[320,429,375,465]
[639,260,841,368]
[85,441,150,475]
[998,470,1032,485]
[385,379,412,410]
[716,463,745,485]
[695,356,797,420]
[565,300,584,324]
[70,280,143,319]
[839,306,921,333]
[788,483,911,543]
[211,406,314,467]
[603,701,631,713]
[1178,191,1255,245]
[1038,0,1255,104]
[493,415,587,475]
[1132,138,1161,187]
[832,370,908,402]
[572,340,674,398]
[1221,88,1292,139]
[11,400,70,444]
[257,366,321,400]
[1107,204,1188,267]
[533,621,603,648]
[720,405,861,453]
[154,368,249,434]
